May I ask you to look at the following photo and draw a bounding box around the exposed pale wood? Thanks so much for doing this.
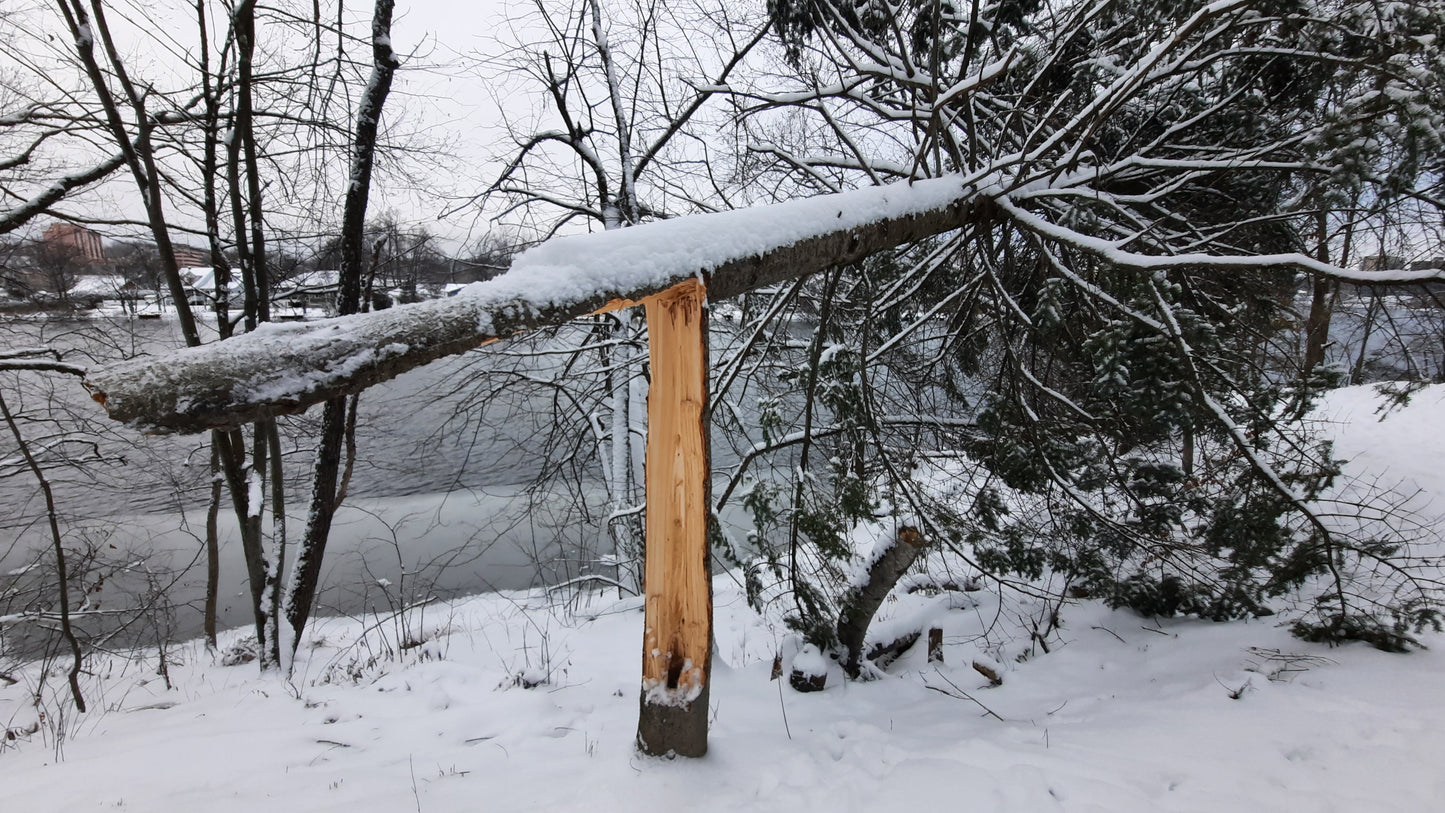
[636,278,712,758]
[972,659,1003,685]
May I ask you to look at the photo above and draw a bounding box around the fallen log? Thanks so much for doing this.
[84,177,993,433]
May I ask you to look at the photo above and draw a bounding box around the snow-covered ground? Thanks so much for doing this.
[3,385,1443,811]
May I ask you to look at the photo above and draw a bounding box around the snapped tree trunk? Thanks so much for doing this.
[836,526,930,678]
[636,278,712,758]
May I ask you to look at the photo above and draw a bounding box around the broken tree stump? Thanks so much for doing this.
[636,279,712,758]
[836,526,931,678]
[788,644,829,693]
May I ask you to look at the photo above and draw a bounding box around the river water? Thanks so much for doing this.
[6,294,1437,656]
[1,313,746,651]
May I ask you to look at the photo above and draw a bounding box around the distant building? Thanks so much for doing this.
[173,244,210,268]
[179,266,241,306]
[67,274,145,309]
[276,269,341,314]
[43,222,104,263]
[1359,253,1405,272]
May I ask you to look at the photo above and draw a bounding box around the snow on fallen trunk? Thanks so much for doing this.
[836,526,932,679]
[83,170,1439,434]
[84,175,991,433]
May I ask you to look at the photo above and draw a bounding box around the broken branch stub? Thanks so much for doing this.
[837,526,932,678]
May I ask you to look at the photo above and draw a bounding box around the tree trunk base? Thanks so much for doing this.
[637,683,710,758]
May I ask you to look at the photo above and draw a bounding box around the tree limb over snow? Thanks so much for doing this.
[83,174,1445,434]
[85,176,992,433]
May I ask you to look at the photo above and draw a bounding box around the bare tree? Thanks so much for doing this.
[29,237,80,303]
[284,0,400,664]
[470,0,770,590]
[5,0,433,672]
[0,385,85,712]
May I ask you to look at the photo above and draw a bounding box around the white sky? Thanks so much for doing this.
[6,0,786,256]
[3,0,539,254]
[382,0,519,247]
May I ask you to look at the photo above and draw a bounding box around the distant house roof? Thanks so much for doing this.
[278,269,341,294]
[180,267,242,300]
[68,275,135,297]
[179,267,215,287]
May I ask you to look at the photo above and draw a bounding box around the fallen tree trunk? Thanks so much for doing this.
[837,526,931,678]
[81,171,1442,435]
[84,176,995,433]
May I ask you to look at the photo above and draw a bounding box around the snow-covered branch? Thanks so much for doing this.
[0,153,126,236]
[85,175,992,433]
[995,195,1445,285]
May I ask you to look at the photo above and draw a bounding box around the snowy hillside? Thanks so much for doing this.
[2,385,1442,812]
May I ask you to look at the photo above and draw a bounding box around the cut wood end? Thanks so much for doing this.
[898,526,928,548]
[642,276,707,310]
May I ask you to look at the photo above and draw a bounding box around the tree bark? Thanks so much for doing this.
[284,0,399,661]
[1302,273,1337,376]
[837,526,930,678]
[204,444,221,651]
[86,179,995,433]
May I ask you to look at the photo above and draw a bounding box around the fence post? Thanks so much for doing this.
[636,277,712,757]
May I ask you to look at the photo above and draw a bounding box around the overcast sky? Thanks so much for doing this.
[337,0,533,251]
[4,0,542,253]
[6,0,769,255]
